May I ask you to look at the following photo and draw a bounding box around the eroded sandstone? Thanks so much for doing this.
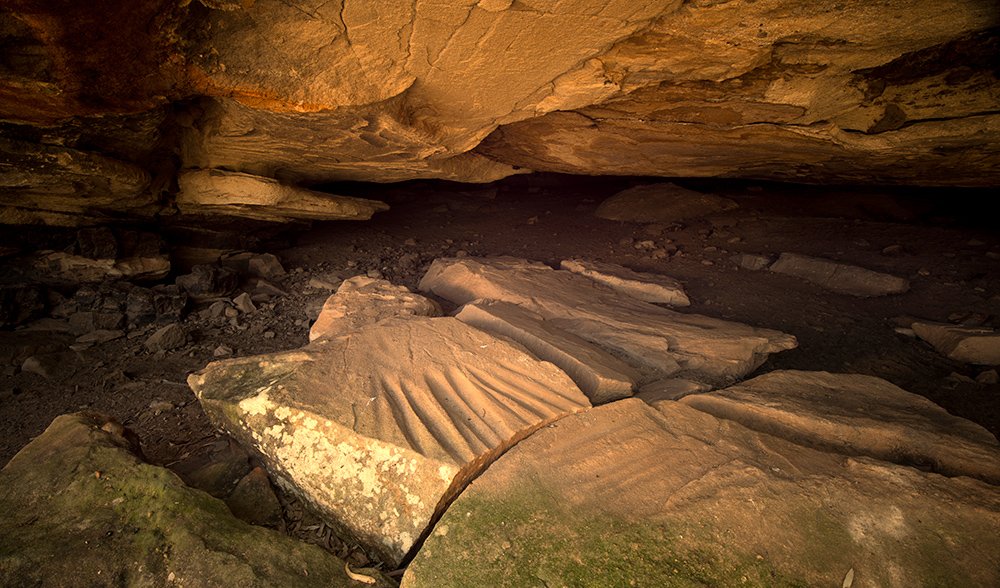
[420,256,797,386]
[404,399,1000,587]
[188,315,590,565]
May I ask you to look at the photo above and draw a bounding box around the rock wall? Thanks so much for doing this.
[1,0,997,223]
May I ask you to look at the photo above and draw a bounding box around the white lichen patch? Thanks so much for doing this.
[251,414,456,560]
[238,388,274,417]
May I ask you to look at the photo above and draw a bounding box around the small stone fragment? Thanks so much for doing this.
[225,467,283,527]
[144,323,186,352]
[977,369,999,385]
[232,292,256,314]
[731,253,773,271]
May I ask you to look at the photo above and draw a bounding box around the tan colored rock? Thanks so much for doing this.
[0,138,154,225]
[680,370,1000,484]
[28,251,170,284]
[420,257,796,386]
[911,321,1000,365]
[404,399,1000,588]
[560,258,689,306]
[475,2,1000,186]
[309,276,441,342]
[635,378,710,404]
[594,183,738,223]
[188,316,590,565]
[0,412,371,587]
[769,253,910,297]
[455,300,637,404]
[176,169,389,222]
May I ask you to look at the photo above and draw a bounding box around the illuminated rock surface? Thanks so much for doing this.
[420,257,797,387]
[404,399,1000,588]
[309,276,441,342]
[188,316,590,565]
[560,258,690,306]
[911,321,1000,365]
[2,0,998,225]
[769,253,910,297]
[681,370,1000,484]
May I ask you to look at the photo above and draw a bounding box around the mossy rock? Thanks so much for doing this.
[404,400,1000,587]
[0,412,392,587]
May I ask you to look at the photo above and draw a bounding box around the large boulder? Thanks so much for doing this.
[679,370,1000,484]
[419,257,797,387]
[404,399,1000,587]
[188,315,590,565]
[0,412,385,587]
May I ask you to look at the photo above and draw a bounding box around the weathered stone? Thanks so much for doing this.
[420,257,796,387]
[911,321,1000,365]
[232,292,256,314]
[0,138,154,225]
[144,323,186,352]
[308,276,441,342]
[177,169,389,222]
[74,329,124,347]
[454,300,637,404]
[635,378,711,404]
[170,437,252,499]
[20,351,83,380]
[176,264,239,301]
[680,370,1000,484]
[0,412,374,587]
[594,183,738,223]
[225,467,284,528]
[560,258,690,306]
[0,283,44,327]
[732,252,774,271]
[188,316,590,565]
[75,227,118,259]
[404,399,1000,588]
[248,254,286,280]
[769,253,910,297]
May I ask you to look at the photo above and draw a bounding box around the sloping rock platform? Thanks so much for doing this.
[420,257,797,388]
[679,370,1000,484]
[404,399,1000,588]
[0,412,379,587]
[188,316,590,565]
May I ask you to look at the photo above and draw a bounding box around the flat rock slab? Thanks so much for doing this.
[912,321,1000,365]
[420,257,796,387]
[560,259,690,306]
[455,300,638,404]
[0,413,378,587]
[769,252,909,297]
[309,276,441,342]
[189,316,589,565]
[177,169,389,222]
[594,183,738,223]
[680,370,1000,484]
[404,399,1000,588]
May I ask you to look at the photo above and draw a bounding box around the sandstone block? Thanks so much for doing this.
[680,370,1000,484]
[189,316,590,565]
[560,258,690,306]
[309,276,441,342]
[420,257,796,387]
[769,253,909,297]
[0,412,373,587]
[404,399,1000,587]
[912,321,1000,365]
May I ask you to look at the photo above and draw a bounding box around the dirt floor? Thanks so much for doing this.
[1,174,998,568]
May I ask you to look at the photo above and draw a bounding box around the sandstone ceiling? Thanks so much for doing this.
[1,0,998,223]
